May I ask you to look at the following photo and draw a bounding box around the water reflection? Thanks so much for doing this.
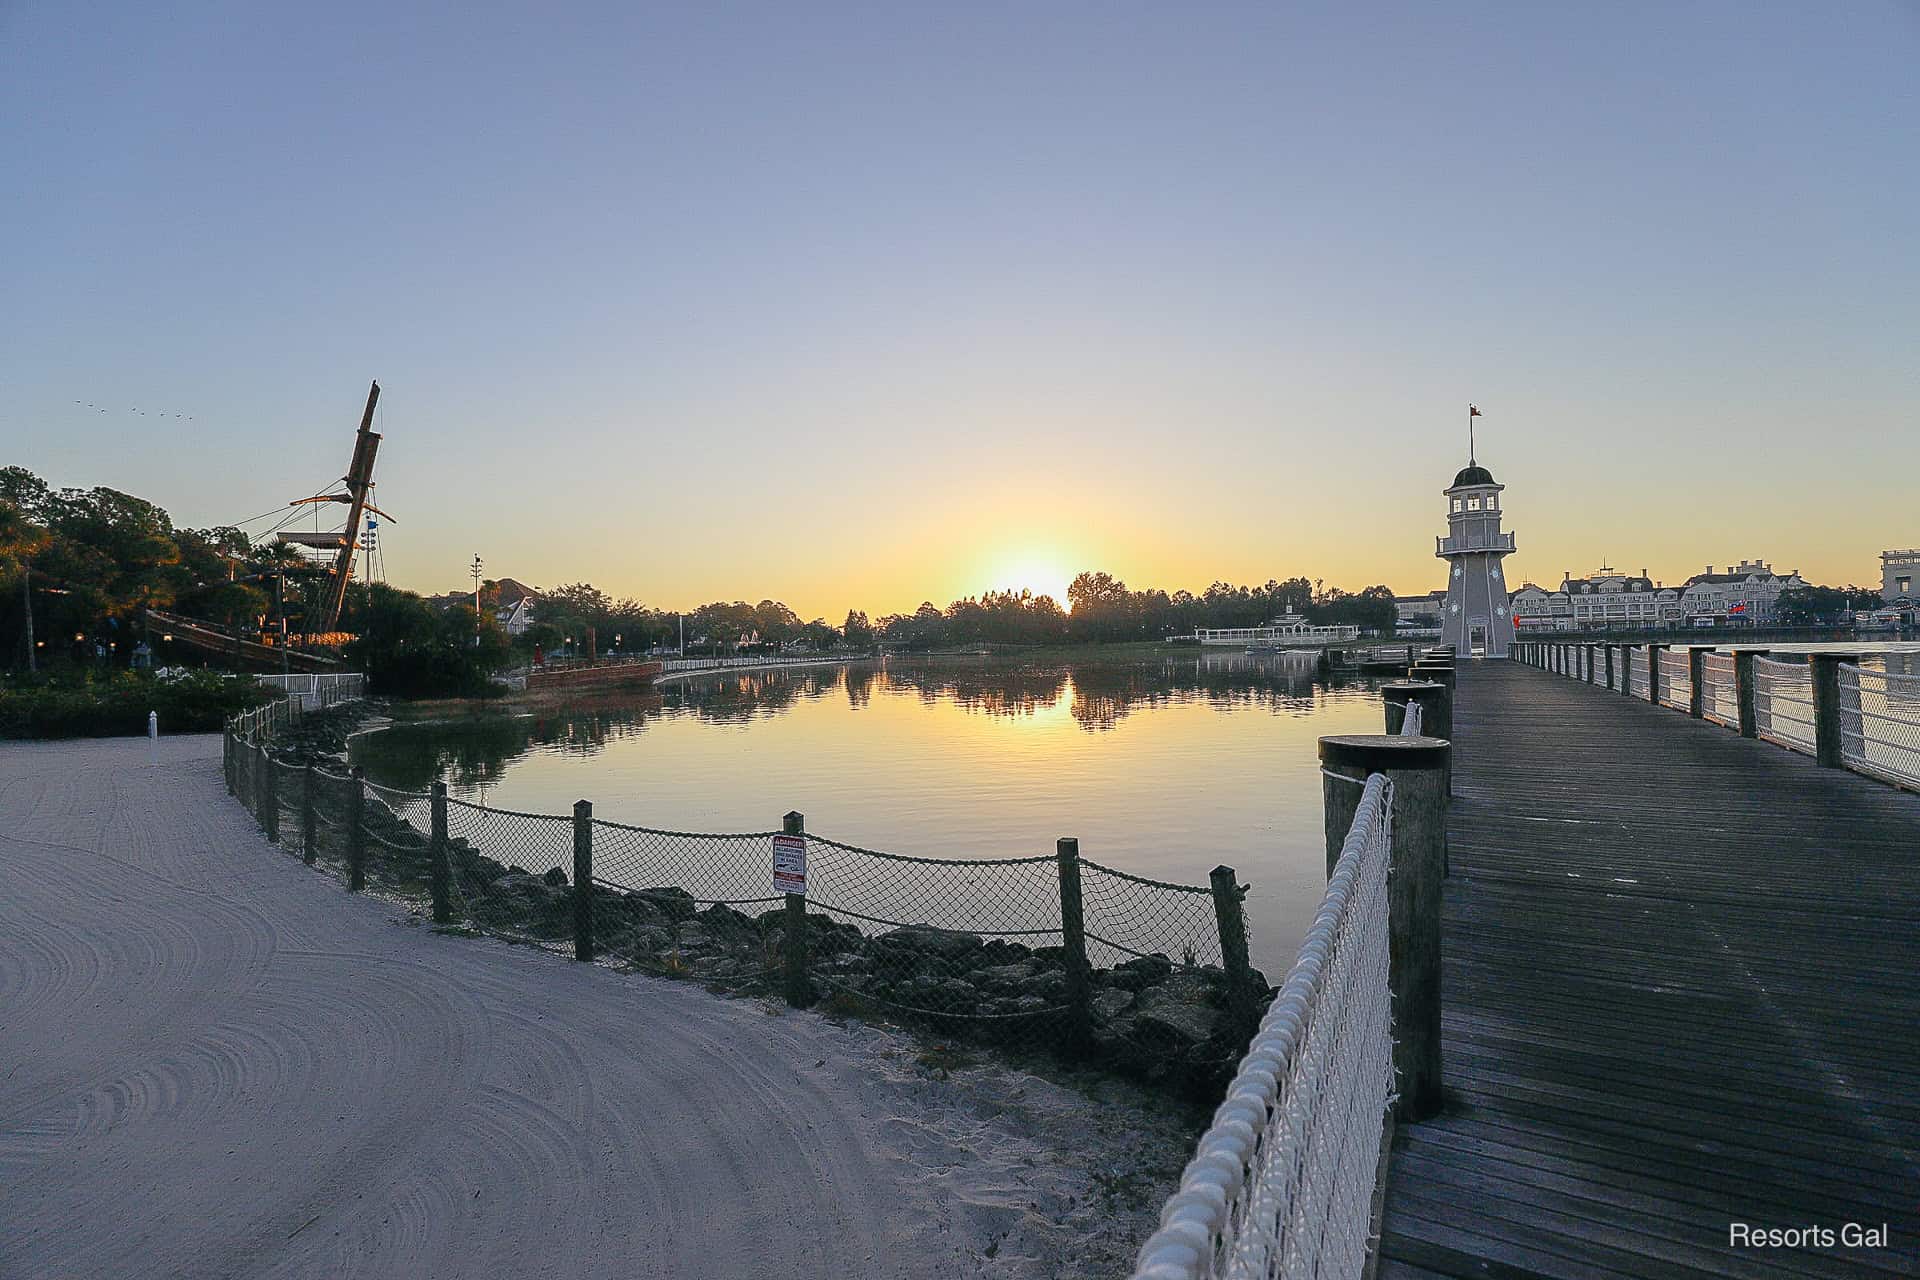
[352,653,1390,974]
[358,653,1349,789]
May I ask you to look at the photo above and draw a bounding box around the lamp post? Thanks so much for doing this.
[469,554,484,648]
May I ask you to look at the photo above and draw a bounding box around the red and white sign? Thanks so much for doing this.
[772,834,807,895]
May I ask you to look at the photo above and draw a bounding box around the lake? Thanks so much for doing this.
[351,652,1402,976]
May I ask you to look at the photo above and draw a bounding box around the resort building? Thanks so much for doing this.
[1883,549,1918,605]
[1674,561,1806,627]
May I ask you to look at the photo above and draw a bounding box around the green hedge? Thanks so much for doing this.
[0,671,277,739]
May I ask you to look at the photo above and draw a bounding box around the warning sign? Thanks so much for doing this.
[772,833,807,895]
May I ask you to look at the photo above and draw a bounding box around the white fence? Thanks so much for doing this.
[1839,664,1920,790]
[1752,657,1815,752]
[255,672,366,710]
[1130,773,1396,1280]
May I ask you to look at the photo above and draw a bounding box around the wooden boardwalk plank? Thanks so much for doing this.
[1378,662,1920,1279]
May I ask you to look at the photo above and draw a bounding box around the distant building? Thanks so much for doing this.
[1883,549,1918,605]
[1393,591,1447,627]
[491,578,541,637]
[1516,568,1679,631]
[1675,561,1805,627]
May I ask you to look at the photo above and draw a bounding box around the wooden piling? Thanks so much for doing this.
[347,767,367,892]
[260,745,279,843]
[430,781,452,924]
[1318,733,1450,1122]
[1733,649,1769,739]
[573,800,595,962]
[1209,864,1258,1047]
[1809,653,1860,768]
[1055,837,1092,1056]
[301,763,317,865]
[782,811,812,1007]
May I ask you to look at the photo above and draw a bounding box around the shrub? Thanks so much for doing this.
[0,670,276,739]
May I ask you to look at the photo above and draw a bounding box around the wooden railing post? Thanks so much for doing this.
[1733,649,1769,739]
[429,781,452,924]
[1687,646,1708,718]
[573,799,595,961]
[1809,653,1859,769]
[1209,864,1258,1048]
[1646,642,1664,705]
[1319,733,1449,1122]
[782,811,812,1007]
[347,767,367,892]
[1605,644,1616,691]
[260,745,280,843]
[301,763,318,865]
[1055,836,1092,1056]
[223,725,235,794]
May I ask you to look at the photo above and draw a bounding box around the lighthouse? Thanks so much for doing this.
[1437,459,1516,658]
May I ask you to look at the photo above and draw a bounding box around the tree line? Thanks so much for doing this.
[1,465,1397,692]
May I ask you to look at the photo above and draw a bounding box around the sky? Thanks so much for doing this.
[3,2,1916,619]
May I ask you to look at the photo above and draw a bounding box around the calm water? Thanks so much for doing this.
[351,653,1398,974]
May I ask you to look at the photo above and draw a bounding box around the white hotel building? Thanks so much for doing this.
[1506,561,1807,632]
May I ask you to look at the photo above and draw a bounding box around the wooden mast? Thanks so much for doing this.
[322,381,382,632]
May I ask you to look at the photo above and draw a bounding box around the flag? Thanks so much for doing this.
[1729,603,1747,614]
[1469,404,1482,417]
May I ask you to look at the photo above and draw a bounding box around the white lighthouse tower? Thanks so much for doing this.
[1437,450,1516,659]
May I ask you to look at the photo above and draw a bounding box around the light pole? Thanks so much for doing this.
[469,554,484,648]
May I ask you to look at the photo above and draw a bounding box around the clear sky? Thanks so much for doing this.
[4,2,1915,618]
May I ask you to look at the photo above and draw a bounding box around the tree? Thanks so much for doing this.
[843,609,873,649]
[0,500,52,670]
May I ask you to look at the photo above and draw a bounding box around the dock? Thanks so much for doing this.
[1377,661,1920,1278]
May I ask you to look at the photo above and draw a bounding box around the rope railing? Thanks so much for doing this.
[221,704,1256,1076]
[1838,664,1920,789]
[1700,652,1738,727]
[1130,773,1396,1280]
[1753,656,1815,752]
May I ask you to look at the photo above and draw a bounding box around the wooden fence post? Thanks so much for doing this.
[1209,865,1258,1048]
[1687,647,1707,718]
[1604,644,1616,691]
[347,767,367,892]
[429,781,452,924]
[301,763,318,865]
[573,800,595,961]
[1318,733,1449,1122]
[1809,653,1859,769]
[224,726,235,794]
[1055,836,1092,1056]
[1734,649,1768,739]
[782,811,812,1007]
[260,745,280,843]
[1646,643,1664,705]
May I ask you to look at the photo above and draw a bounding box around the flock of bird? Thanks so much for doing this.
[74,401,195,419]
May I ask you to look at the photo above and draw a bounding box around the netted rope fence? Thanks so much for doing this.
[220,706,1260,1074]
[1839,663,1920,789]
[1657,648,1692,711]
[1754,656,1815,752]
[1130,773,1395,1280]
[1700,652,1738,727]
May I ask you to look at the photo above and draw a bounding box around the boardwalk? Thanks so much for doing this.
[1377,662,1920,1279]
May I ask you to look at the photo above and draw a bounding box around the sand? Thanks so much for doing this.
[0,734,1192,1279]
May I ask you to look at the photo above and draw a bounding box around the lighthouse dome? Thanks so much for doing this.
[1452,463,1496,487]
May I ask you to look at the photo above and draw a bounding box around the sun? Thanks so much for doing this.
[987,553,1076,609]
